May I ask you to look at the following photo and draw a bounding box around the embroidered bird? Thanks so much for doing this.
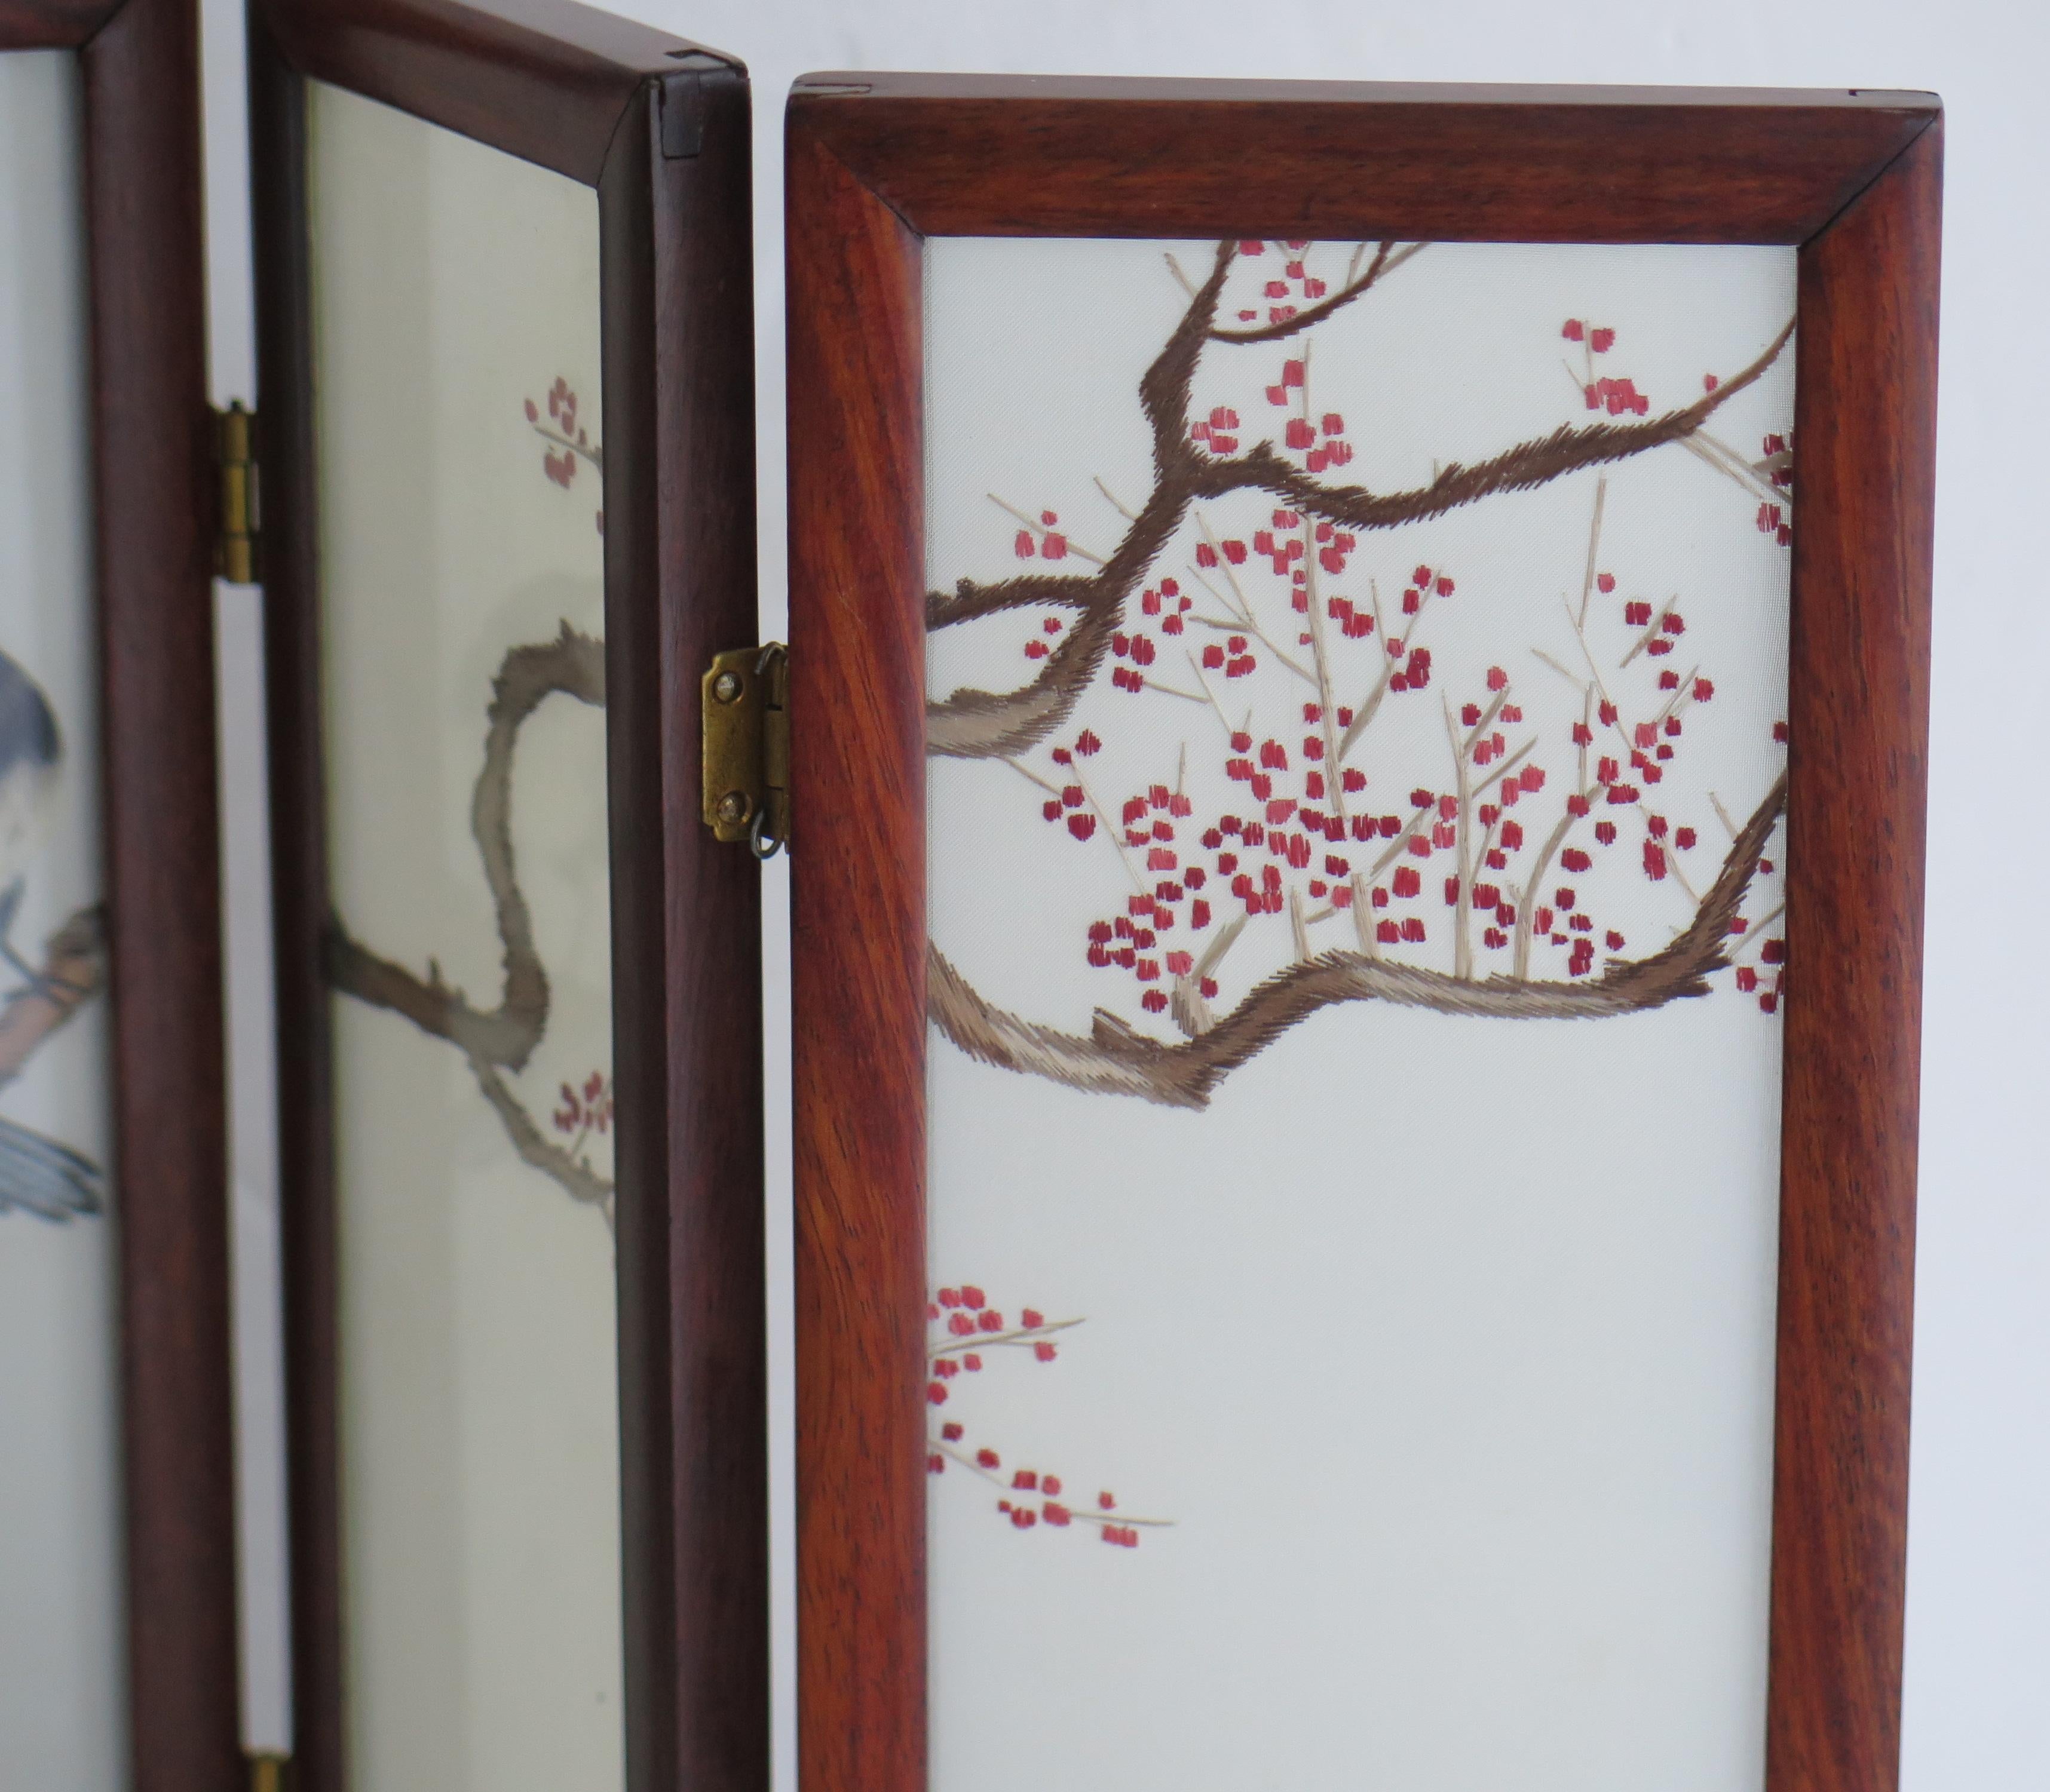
[0,646,103,1221]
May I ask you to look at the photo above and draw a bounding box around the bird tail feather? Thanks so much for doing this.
[0,1112,103,1221]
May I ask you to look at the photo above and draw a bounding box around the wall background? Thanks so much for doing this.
[194,0,2048,1785]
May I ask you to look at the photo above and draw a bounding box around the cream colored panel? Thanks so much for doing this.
[926,235,1795,1792]
[307,81,621,1792]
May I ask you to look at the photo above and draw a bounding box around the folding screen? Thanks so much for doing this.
[789,77,1939,1792]
[250,1,765,1787]
[0,3,235,1789]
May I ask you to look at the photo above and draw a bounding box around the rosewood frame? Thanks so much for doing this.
[249,1,766,1787]
[788,75,1941,1792]
[0,2,237,1788]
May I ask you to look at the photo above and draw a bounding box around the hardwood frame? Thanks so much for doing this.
[249,1,766,1787]
[789,75,1941,1792]
[0,2,238,1789]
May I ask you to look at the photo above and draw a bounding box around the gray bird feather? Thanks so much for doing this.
[0,1113,102,1220]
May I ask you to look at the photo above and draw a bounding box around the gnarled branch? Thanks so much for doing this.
[926,232,1793,764]
[929,241,1235,760]
[327,622,603,1070]
[327,623,613,1211]
[931,775,1785,1110]
[1209,315,1795,530]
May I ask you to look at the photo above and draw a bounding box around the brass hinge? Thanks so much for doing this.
[248,1752,290,1792]
[213,401,261,584]
[701,642,788,858]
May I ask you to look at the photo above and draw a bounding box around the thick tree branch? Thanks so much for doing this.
[1210,316,1795,530]
[926,232,1793,763]
[927,482,1196,759]
[931,775,1785,1109]
[327,622,605,1072]
[928,241,1234,760]
[327,624,612,1212]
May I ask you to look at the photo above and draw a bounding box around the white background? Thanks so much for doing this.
[189,1,2048,1785]
[306,82,624,1792]
[921,237,1796,1791]
[0,50,122,1790]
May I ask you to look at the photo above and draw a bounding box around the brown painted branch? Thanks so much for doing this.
[1200,315,1795,531]
[927,242,1234,760]
[927,483,1193,759]
[927,571,1098,630]
[326,622,605,1075]
[464,1050,613,1222]
[0,903,106,1093]
[1206,240,1425,345]
[932,775,1785,1110]
[326,625,612,1215]
[927,277,1794,762]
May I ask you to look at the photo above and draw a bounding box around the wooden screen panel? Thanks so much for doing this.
[789,77,1940,1792]
[0,4,236,1790]
[251,2,766,1788]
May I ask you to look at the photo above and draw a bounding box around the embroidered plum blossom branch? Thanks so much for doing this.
[926,1282,1170,1546]
[927,238,1793,765]
[525,376,604,535]
[929,249,1794,1107]
[933,774,1781,1110]
[326,622,614,1217]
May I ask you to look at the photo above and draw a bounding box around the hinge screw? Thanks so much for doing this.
[712,670,744,704]
[715,790,752,827]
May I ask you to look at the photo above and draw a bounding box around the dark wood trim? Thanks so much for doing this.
[0,2,240,1781]
[255,0,735,185]
[1770,115,1941,1792]
[787,79,1941,1792]
[787,127,929,1792]
[600,65,769,1792]
[251,2,765,1787]
[789,76,1936,244]
[247,11,341,1788]
[0,0,119,45]
[75,0,242,1786]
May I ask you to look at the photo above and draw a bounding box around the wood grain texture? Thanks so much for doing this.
[787,78,1941,1792]
[79,0,241,1785]
[600,66,770,1792]
[253,5,764,1787]
[1769,116,1941,1792]
[789,76,1936,244]
[258,0,733,184]
[787,130,930,1792]
[0,0,119,45]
